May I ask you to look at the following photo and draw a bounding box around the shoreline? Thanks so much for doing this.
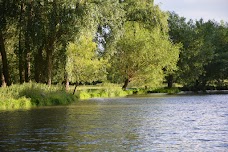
[177,90,228,95]
[1,83,228,111]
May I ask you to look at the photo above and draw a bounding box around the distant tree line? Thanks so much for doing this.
[0,0,227,91]
[167,12,228,91]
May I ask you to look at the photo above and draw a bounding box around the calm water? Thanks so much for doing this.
[0,95,228,151]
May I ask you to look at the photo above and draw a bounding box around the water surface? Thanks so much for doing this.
[0,95,227,151]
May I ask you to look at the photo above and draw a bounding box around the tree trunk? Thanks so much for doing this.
[65,73,69,91]
[122,78,130,91]
[45,0,57,86]
[193,80,200,92]
[66,80,70,92]
[0,65,2,86]
[0,30,11,86]
[34,45,44,83]
[19,1,24,84]
[24,30,31,83]
[19,31,25,83]
[24,51,31,82]
[24,2,32,83]
[167,75,173,88]
[0,63,6,87]
[1,70,6,87]
[46,47,53,86]
[73,82,78,95]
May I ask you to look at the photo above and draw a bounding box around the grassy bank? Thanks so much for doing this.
[0,83,76,110]
[75,87,133,100]
[0,82,182,110]
[74,84,181,100]
[0,83,130,110]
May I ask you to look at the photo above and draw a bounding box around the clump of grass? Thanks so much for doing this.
[0,97,32,110]
[0,83,76,110]
[76,86,132,100]
[0,84,29,110]
[19,84,76,106]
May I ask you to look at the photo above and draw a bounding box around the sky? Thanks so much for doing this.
[154,0,228,22]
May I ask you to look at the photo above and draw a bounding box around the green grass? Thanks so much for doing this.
[75,83,132,100]
[0,83,76,110]
[74,83,182,100]
[75,88,131,100]
[0,97,32,110]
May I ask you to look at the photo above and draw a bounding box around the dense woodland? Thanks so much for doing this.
[1,0,228,91]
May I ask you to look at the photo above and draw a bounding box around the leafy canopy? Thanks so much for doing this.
[110,21,180,87]
[66,33,107,84]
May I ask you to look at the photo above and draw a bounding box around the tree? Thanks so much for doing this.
[0,0,19,86]
[203,21,228,88]
[168,12,216,90]
[28,0,83,85]
[66,33,107,94]
[110,21,179,90]
[108,1,179,90]
[91,0,125,57]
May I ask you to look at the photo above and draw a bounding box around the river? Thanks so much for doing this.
[0,95,227,151]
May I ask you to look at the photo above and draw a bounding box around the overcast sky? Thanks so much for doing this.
[154,0,228,22]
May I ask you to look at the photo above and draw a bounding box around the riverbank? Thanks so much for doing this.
[0,83,135,110]
[177,90,228,95]
[1,83,227,110]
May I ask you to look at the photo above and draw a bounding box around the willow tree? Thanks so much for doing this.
[89,0,125,57]
[110,22,179,90]
[110,1,180,90]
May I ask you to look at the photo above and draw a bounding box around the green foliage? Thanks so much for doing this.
[110,20,180,88]
[106,1,180,89]
[66,34,107,84]
[0,0,227,93]
[168,12,228,90]
[204,23,228,87]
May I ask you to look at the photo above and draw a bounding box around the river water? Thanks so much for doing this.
[0,95,227,151]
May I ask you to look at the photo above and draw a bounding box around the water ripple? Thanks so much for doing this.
[0,94,227,151]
